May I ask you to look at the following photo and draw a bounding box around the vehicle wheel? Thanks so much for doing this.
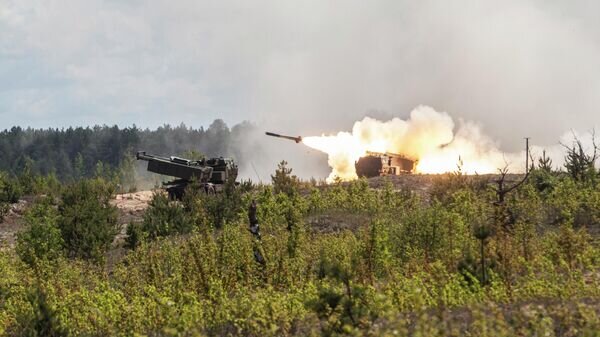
[167,190,176,200]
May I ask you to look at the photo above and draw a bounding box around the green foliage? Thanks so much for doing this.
[57,178,119,262]
[563,137,598,183]
[472,224,492,284]
[141,192,192,239]
[2,163,600,336]
[31,173,62,197]
[271,160,299,196]
[0,201,8,222]
[196,177,244,228]
[544,176,600,227]
[310,254,374,336]
[429,168,470,203]
[73,153,85,181]
[0,172,24,222]
[17,286,68,337]
[529,167,557,194]
[538,149,554,172]
[124,222,145,249]
[93,161,120,185]
[16,198,64,268]
[359,220,393,281]
[0,172,23,204]
[546,223,593,269]
[392,201,462,264]
[18,158,35,195]
[132,178,248,246]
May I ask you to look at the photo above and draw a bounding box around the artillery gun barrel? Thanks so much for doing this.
[265,132,302,143]
[136,151,151,161]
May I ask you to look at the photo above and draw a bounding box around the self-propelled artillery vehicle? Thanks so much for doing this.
[136,151,238,199]
[355,151,416,178]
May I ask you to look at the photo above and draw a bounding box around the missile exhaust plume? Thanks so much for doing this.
[301,105,526,182]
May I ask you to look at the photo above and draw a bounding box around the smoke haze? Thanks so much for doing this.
[2,1,600,179]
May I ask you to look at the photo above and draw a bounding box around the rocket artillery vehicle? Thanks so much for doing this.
[136,151,238,199]
[264,130,416,178]
[355,151,416,178]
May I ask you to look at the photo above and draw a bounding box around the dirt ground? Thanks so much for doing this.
[0,191,156,250]
[110,190,156,244]
[111,190,154,223]
[0,199,30,249]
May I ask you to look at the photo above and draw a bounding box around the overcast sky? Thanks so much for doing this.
[1,0,600,151]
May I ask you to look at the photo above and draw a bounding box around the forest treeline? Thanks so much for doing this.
[0,120,254,181]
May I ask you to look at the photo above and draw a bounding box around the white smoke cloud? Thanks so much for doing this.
[304,105,599,181]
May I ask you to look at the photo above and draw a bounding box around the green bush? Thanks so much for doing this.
[0,172,23,203]
[310,257,374,336]
[17,286,68,337]
[124,222,145,249]
[141,192,192,239]
[17,159,35,195]
[271,160,299,197]
[16,198,64,268]
[0,201,8,222]
[32,174,62,197]
[57,178,119,262]
[195,177,244,229]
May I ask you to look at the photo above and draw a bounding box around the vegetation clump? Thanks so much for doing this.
[16,198,64,268]
[141,192,192,239]
[57,178,119,262]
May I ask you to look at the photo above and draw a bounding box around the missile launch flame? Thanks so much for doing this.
[302,106,525,182]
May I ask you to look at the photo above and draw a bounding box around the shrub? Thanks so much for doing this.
[57,178,119,262]
[0,172,23,203]
[0,202,8,223]
[124,222,145,249]
[195,177,244,229]
[529,167,557,195]
[18,159,35,195]
[142,192,192,239]
[17,286,68,337]
[548,224,592,269]
[563,137,598,183]
[271,160,299,197]
[32,174,62,197]
[310,257,373,335]
[16,198,64,268]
